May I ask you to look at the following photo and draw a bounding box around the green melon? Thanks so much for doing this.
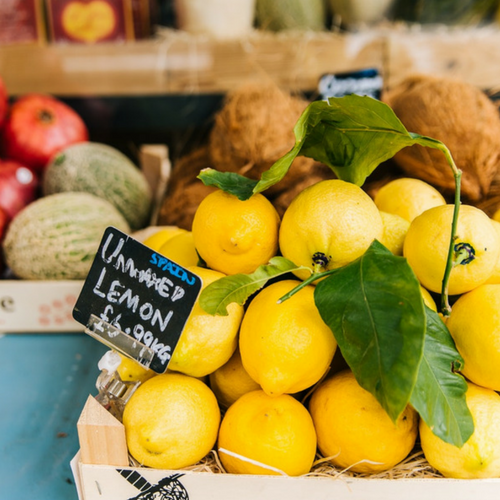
[3,192,130,280]
[43,142,153,231]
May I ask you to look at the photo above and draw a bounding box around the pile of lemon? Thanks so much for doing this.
[121,177,500,480]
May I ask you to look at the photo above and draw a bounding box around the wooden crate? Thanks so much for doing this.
[72,396,500,500]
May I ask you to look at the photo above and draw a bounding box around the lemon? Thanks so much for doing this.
[309,370,418,474]
[158,231,199,268]
[403,204,500,295]
[116,353,156,383]
[192,189,280,275]
[239,279,336,396]
[379,211,410,255]
[485,219,500,284]
[209,348,261,409]
[279,179,383,280]
[420,381,500,478]
[123,373,221,469]
[446,284,500,391]
[168,266,244,378]
[420,286,437,312]
[374,177,446,222]
[218,390,317,476]
[492,207,500,223]
[142,226,187,251]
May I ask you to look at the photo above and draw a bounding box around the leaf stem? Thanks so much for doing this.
[278,269,336,303]
[415,136,462,317]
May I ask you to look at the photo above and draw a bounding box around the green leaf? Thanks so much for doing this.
[410,307,474,447]
[314,240,426,422]
[199,257,310,316]
[252,95,419,194]
[197,96,451,200]
[197,168,257,200]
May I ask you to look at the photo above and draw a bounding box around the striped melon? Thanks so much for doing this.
[3,192,130,280]
[42,142,153,230]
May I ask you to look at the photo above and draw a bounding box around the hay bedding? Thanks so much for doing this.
[128,445,442,480]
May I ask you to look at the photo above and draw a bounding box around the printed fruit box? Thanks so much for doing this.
[70,396,500,500]
[0,279,85,333]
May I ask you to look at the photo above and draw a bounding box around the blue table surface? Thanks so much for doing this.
[0,333,108,500]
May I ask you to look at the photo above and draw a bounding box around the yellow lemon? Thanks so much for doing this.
[239,279,336,396]
[420,286,437,312]
[192,189,280,275]
[485,219,500,284]
[309,370,418,474]
[218,390,317,476]
[379,211,410,255]
[158,231,199,268]
[116,353,156,383]
[141,226,187,250]
[420,382,500,478]
[279,179,383,280]
[446,284,500,391]
[209,348,261,409]
[123,373,221,469]
[403,204,500,295]
[492,207,500,223]
[373,177,446,222]
[168,266,244,378]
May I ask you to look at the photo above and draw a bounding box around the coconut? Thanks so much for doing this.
[208,83,318,196]
[383,74,500,201]
[157,146,217,231]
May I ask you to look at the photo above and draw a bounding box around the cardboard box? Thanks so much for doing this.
[0,280,85,333]
[0,0,46,46]
[46,0,135,44]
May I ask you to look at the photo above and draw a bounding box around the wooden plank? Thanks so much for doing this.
[0,30,385,96]
[77,395,129,467]
[139,144,172,226]
[385,25,500,90]
[77,461,500,500]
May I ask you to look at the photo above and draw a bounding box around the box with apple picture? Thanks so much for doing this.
[46,0,136,44]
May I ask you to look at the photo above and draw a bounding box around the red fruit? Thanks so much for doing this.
[0,205,8,242]
[2,93,88,172]
[0,75,8,129]
[0,160,39,221]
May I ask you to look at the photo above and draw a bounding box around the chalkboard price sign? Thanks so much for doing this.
[318,68,383,100]
[73,227,203,373]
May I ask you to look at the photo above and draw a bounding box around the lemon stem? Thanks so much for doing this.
[277,269,335,303]
[415,137,462,317]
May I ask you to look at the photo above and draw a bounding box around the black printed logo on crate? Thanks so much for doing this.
[117,469,189,500]
[72,226,202,374]
[318,68,383,100]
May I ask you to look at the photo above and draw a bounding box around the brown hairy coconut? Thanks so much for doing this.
[383,74,500,201]
[208,83,318,196]
[157,146,217,230]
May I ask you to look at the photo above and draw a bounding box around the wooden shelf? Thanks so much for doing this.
[1,26,500,98]
[0,29,385,97]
